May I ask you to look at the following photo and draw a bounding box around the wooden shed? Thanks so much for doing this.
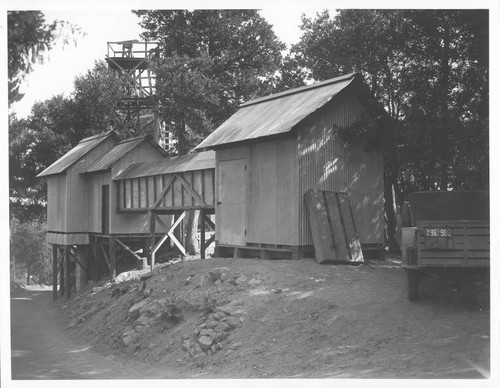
[195,73,386,260]
[38,131,216,299]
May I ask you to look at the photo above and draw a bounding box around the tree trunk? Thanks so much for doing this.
[185,209,200,255]
[26,265,31,285]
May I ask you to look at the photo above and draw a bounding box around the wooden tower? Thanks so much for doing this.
[106,40,172,149]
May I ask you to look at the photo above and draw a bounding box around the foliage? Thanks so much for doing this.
[134,9,286,154]
[10,218,52,285]
[9,61,126,221]
[8,11,84,105]
[293,10,488,251]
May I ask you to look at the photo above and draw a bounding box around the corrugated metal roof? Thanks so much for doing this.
[37,131,118,177]
[195,73,358,150]
[81,135,167,174]
[113,150,215,181]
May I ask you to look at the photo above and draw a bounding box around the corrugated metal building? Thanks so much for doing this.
[195,72,386,258]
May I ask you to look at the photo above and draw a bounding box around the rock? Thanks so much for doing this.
[216,305,246,317]
[122,336,133,346]
[209,267,230,281]
[183,339,191,351]
[206,320,219,329]
[239,317,246,323]
[215,279,222,286]
[129,299,149,319]
[134,315,151,328]
[199,275,213,288]
[211,344,217,353]
[248,278,262,285]
[200,328,216,339]
[181,332,191,341]
[184,275,194,285]
[223,316,240,328]
[198,335,214,349]
[229,342,242,350]
[214,311,226,320]
[214,321,231,333]
[235,275,248,285]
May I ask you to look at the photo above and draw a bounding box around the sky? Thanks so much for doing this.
[7,5,325,118]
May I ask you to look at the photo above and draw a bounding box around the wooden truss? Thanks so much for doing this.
[148,172,215,270]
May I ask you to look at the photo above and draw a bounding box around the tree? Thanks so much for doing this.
[9,61,127,222]
[8,11,83,106]
[293,10,488,252]
[135,9,286,153]
[135,10,286,254]
[10,218,52,285]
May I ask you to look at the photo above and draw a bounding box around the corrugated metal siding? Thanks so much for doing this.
[196,75,357,150]
[38,131,117,177]
[114,151,215,180]
[297,93,384,246]
[247,137,299,245]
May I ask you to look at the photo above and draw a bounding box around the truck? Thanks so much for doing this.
[401,190,489,301]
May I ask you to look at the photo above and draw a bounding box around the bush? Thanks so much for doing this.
[10,218,52,285]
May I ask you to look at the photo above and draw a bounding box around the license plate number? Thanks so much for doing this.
[425,228,453,238]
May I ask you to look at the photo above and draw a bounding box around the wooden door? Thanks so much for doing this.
[102,185,109,235]
[218,158,246,245]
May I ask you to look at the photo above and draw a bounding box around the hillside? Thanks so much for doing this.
[55,256,490,378]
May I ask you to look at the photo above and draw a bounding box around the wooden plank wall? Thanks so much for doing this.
[116,169,215,212]
[47,174,67,233]
[247,137,299,246]
[297,93,385,246]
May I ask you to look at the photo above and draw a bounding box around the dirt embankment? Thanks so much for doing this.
[55,256,490,378]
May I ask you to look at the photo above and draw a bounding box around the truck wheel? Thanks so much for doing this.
[407,270,419,301]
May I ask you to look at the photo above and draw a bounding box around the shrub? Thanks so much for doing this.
[10,218,52,285]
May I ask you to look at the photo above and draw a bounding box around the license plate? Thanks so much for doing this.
[425,228,453,238]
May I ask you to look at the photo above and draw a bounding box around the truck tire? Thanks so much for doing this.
[407,269,419,301]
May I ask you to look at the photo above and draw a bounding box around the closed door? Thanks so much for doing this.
[102,185,109,235]
[218,159,246,245]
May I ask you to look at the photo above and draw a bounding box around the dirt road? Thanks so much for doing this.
[10,287,179,379]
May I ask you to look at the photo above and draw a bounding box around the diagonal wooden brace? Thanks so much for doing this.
[115,238,143,261]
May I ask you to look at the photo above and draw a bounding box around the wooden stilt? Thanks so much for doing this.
[149,210,156,271]
[64,245,71,299]
[52,245,58,301]
[200,209,206,259]
[60,249,65,297]
[109,237,116,279]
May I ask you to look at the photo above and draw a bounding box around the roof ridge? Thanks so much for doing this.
[79,130,117,144]
[240,72,358,108]
[116,134,150,144]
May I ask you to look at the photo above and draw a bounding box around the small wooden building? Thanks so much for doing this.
[38,131,215,299]
[195,73,386,259]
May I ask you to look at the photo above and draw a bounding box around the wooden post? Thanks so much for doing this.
[149,210,156,270]
[109,237,116,279]
[52,245,58,301]
[64,246,71,299]
[200,209,206,259]
[60,248,65,297]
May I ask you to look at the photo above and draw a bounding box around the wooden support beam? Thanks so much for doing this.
[115,238,143,261]
[90,237,98,281]
[60,249,65,297]
[109,237,116,279]
[204,213,215,230]
[177,173,207,207]
[152,211,186,266]
[153,175,175,209]
[149,210,156,270]
[100,243,111,271]
[200,209,206,259]
[64,246,71,299]
[52,245,58,301]
[205,234,216,248]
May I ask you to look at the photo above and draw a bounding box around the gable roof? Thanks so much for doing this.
[37,131,119,177]
[195,73,369,150]
[81,134,167,174]
[113,151,215,181]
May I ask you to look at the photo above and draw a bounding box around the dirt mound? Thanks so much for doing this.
[55,256,490,378]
